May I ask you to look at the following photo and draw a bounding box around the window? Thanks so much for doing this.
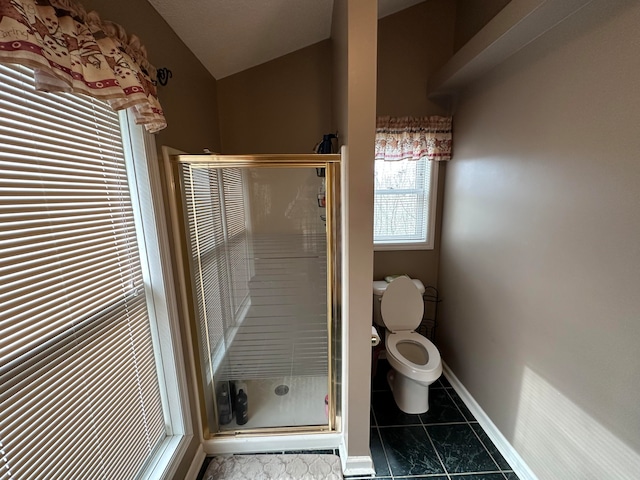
[0,64,187,480]
[374,157,438,250]
[181,165,251,373]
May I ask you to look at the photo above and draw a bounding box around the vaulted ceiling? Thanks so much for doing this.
[147,0,425,79]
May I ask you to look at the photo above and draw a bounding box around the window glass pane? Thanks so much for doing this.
[375,193,424,240]
[374,157,432,245]
[375,158,425,190]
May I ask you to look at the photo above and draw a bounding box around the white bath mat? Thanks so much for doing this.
[203,454,343,480]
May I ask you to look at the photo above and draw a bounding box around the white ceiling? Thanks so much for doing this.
[147,0,425,80]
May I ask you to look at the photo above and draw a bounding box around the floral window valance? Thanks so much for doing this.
[0,0,166,132]
[375,116,452,161]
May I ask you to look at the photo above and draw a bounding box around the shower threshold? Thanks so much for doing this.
[219,375,328,431]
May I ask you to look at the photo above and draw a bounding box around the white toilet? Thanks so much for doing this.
[373,276,442,414]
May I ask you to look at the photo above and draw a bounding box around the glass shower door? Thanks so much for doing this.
[176,157,338,434]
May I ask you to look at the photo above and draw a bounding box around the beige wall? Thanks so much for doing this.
[82,2,221,478]
[439,1,640,478]
[374,0,456,289]
[376,0,454,117]
[453,0,511,52]
[247,168,325,234]
[330,0,348,448]
[217,41,333,154]
[331,1,348,147]
[83,0,221,155]
[332,0,378,472]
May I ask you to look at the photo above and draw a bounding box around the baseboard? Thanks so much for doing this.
[442,362,538,480]
[204,432,341,455]
[184,444,206,480]
[338,441,375,477]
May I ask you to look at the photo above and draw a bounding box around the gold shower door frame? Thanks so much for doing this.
[165,153,342,439]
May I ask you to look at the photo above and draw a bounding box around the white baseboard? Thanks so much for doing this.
[204,432,341,455]
[442,362,538,480]
[184,444,206,480]
[338,441,375,477]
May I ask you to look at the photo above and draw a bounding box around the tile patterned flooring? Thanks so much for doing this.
[360,360,519,480]
[197,360,519,480]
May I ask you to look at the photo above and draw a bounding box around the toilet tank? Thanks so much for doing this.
[373,278,425,327]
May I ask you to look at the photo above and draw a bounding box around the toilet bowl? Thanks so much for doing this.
[373,276,442,414]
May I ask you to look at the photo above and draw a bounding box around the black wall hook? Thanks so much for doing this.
[157,68,172,86]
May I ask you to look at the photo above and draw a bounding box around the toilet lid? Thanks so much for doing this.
[380,276,424,332]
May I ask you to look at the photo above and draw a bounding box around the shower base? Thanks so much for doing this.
[219,375,328,431]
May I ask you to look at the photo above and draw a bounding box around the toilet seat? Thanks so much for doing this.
[380,277,442,385]
[386,331,442,384]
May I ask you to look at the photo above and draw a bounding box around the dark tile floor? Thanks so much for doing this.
[197,361,519,480]
[355,360,519,480]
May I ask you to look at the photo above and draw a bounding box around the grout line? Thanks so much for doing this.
[442,384,503,480]
[374,425,394,479]
[420,421,470,427]
[445,471,509,477]
[420,417,451,480]
[442,386,469,422]
[443,383,511,480]
[372,387,390,393]
[444,382,511,477]
[468,423,508,476]
[377,423,425,428]
[377,421,469,428]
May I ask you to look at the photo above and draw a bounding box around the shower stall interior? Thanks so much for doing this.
[166,153,341,440]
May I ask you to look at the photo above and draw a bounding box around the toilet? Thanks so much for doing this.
[373,276,442,414]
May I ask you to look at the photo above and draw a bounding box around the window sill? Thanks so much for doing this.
[140,434,193,480]
[374,242,435,252]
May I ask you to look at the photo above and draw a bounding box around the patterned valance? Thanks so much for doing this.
[0,0,166,132]
[375,116,452,161]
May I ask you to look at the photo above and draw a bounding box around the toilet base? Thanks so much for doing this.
[387,369,432,414]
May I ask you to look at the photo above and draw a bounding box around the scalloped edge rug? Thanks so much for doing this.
[203,454,343,480]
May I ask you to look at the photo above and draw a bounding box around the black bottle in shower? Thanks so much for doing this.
[235,389,248,425]
[216,383,232,425]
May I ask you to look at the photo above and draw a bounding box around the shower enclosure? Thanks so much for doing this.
[166,153,341,441]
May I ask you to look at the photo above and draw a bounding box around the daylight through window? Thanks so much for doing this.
[374,157,438,249]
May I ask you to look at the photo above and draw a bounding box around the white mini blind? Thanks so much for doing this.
[0,64,165,479]
[374,157,433,244]
[182,165,227,384]
[221,168,250,318]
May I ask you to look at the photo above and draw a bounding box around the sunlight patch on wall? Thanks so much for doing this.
[514,368,640,480]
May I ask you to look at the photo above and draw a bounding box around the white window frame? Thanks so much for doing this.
[373,158,439,251]
[118,110,193,480]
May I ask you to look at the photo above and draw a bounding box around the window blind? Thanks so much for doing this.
[182,165,228,385]
[0,64,166,479]
[221,168,250,319]
[374,157,432,244]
